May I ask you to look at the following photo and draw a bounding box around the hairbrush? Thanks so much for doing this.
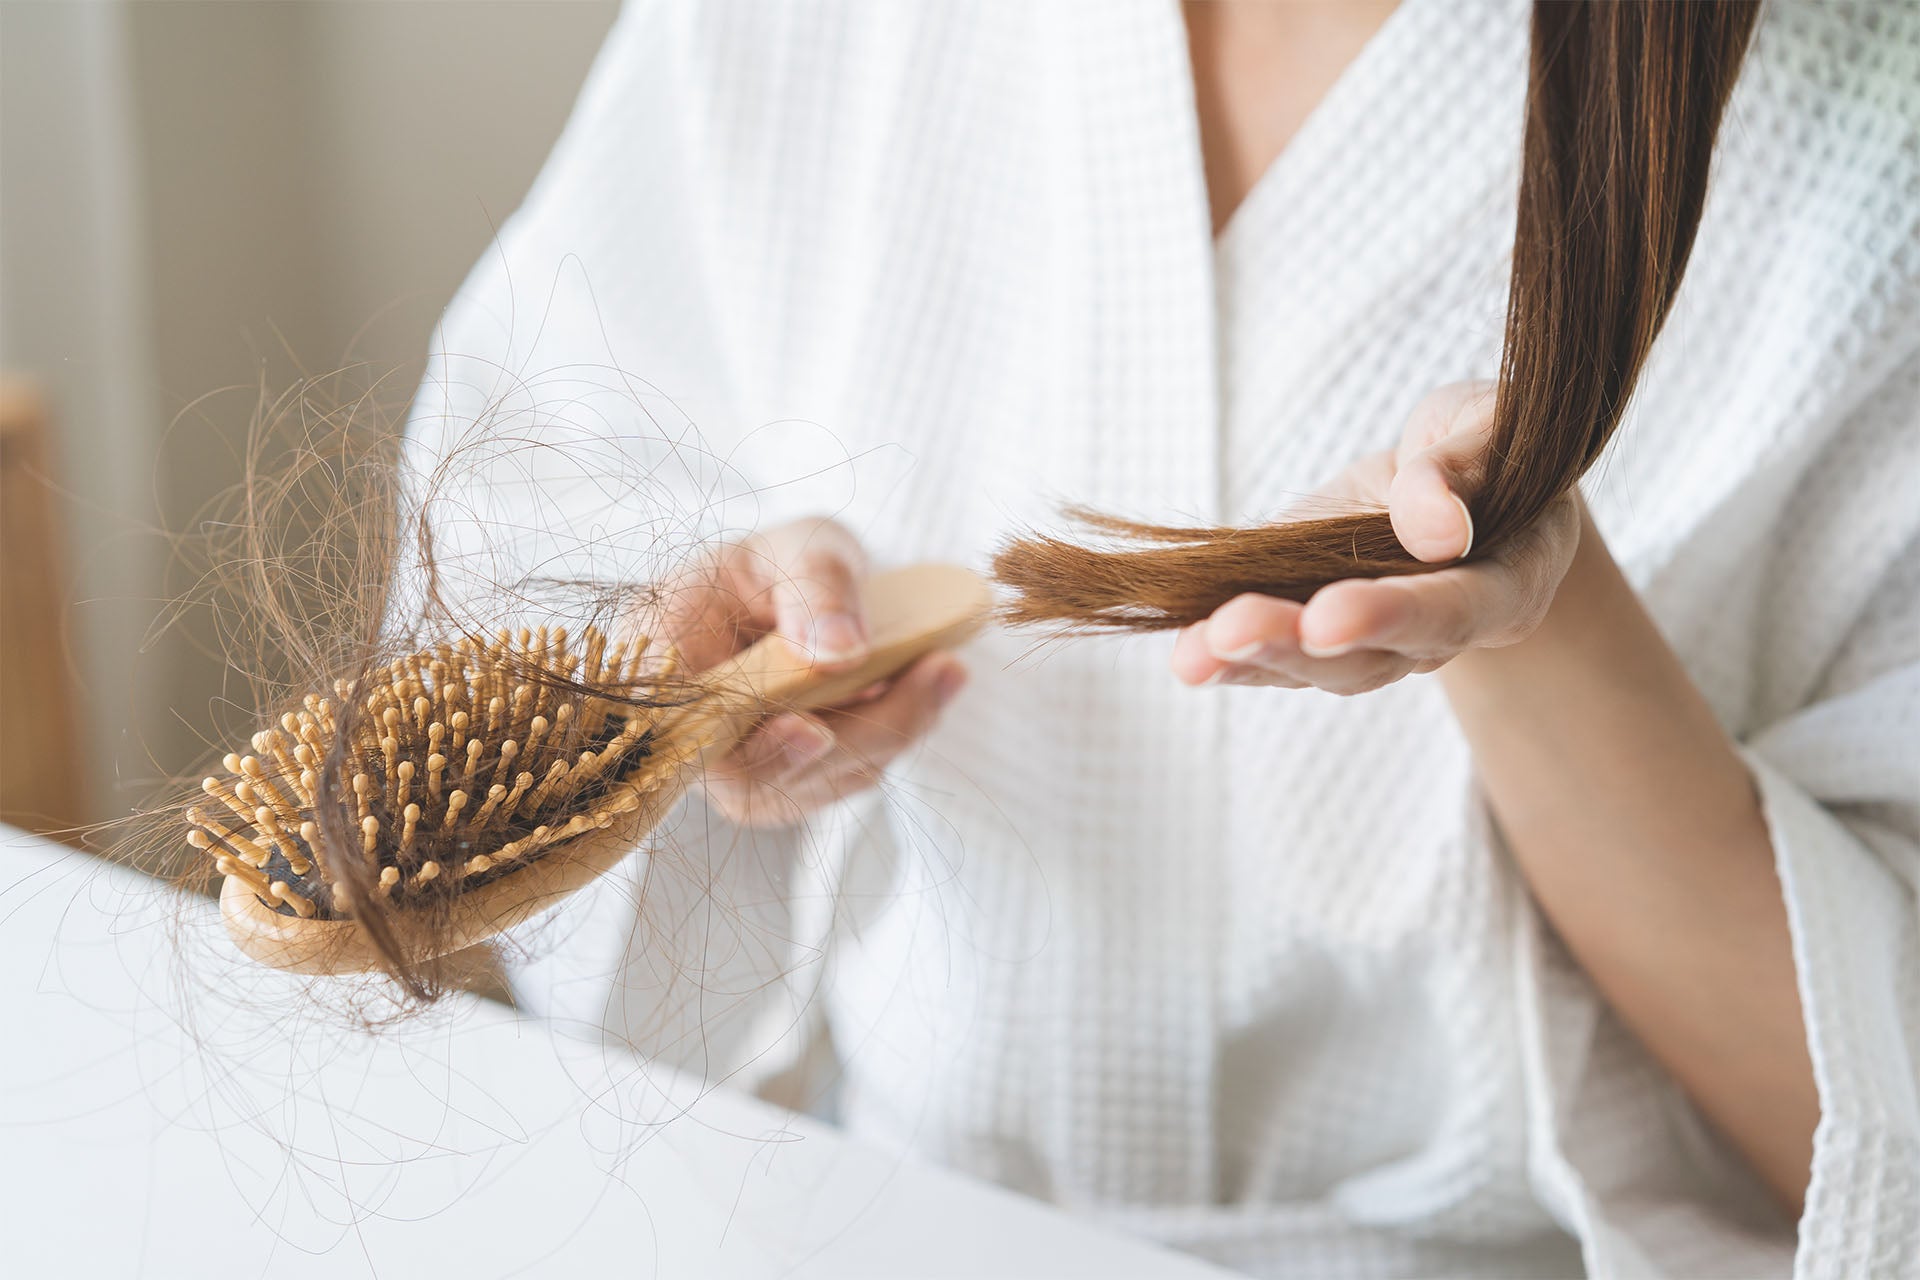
[189,563,990,976]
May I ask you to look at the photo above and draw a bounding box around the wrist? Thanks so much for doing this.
[1438,496,1611,704]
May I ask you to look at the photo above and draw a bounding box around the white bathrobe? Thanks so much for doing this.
[405,1,1920,1274]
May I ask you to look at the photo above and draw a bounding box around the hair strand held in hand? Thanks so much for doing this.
[993,0,1761,633]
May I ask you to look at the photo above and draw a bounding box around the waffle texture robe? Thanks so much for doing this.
[405,1,1920,1274]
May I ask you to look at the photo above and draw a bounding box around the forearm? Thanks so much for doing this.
[1439,505,1817,1212]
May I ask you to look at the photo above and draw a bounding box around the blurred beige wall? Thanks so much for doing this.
[0,0,618,824]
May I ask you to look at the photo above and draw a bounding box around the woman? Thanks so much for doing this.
[407,0,1919,1274]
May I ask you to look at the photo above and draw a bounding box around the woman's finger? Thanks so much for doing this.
[1389,382,1495,563]
[702,652,966,824]
[1173,595,1417,695]
[1203,593,1406,690]
[1297,548,1554,660]
[1171,594,1300,685]
[1217,649,1416,696]
[1204,592,1305,660]
[1214,668,1310,690]
[1298,576,1471,658]
[751,521,871,667]
[1388,450,1477,564]
[717,712,839,783]
[813,652,967,777]
[1206,620,1416,693]
[1171,622,1220,686]
[656,545,765,672]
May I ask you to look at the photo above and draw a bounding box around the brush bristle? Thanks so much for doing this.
[187,624,696,920]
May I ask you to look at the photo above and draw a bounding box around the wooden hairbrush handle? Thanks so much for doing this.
[219,562,993,975]
[676,561,996,760]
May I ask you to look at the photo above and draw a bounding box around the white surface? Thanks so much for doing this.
[0,825,1229,1279]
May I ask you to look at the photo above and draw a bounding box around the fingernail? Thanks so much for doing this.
[1201,667,1230,687]
[932,663,969,708]
[1452,494,1476,558]
[1216,641,1265,663]
[811,612,867,662]
[770,717,835,770]
[1299,639,1353,659]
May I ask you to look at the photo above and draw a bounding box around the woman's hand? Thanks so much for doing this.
[661,517,969,826]
[1170,382,1583,693]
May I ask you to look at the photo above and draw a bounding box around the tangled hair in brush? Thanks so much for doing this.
[134,367,722,1006]
[994,0,1762,631]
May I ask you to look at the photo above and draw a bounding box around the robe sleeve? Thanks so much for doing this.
[1748,538,1920,1278]
[1522,356,1920,1278]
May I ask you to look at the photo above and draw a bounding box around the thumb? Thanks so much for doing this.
[757,522,870,666]
[1388,446,1477,563]
[1388,385,1491,563]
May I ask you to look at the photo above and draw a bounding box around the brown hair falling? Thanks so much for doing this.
[993,0,1762,631]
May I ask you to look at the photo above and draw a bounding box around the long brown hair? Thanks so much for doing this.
[993,0,1762,631]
